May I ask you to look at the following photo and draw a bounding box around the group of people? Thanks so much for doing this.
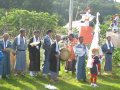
[0,29,60,81]
[60,34,114,87]
[0,28,27,78]
[0,29,114,87]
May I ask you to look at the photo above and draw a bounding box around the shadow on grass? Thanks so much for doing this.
[48,79,83,90]
[0,75,45,90]
[98,73,120,84]
[79,83,120,90]
[0,66,120,90]
[0,73,120,90]
[0,87,13,90]
[35,74,84,90]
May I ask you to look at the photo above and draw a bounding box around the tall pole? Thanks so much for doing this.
[68,0,73,34]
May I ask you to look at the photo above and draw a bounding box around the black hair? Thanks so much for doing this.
[106,36,111,39]
[20,28,26,33]
[46,30,52,34]
[79,36,84,40]
[34,30,40,34]
[69,34,74,38]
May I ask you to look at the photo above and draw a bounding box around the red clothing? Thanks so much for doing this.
[79,26,93,44]
[90,55,101,84]
[67,38,78,61]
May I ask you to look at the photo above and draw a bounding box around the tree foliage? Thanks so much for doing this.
[113,48,120,65]
[0,0,120,25]
[0,9,58,36]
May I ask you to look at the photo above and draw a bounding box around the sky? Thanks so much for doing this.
[116,0,120,2]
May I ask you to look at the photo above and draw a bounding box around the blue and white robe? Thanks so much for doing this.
[0,39,12,75]
[74,43,88,81]
[13,36,27,72]
[102,42,114,72]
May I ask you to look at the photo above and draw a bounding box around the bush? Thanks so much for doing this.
[113,48,120,65]
[0,9,59,37]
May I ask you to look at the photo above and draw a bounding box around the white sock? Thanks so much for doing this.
[0,75,2,79]
[30,71,34,76]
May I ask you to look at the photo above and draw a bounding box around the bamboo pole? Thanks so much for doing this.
[68,0,73,34]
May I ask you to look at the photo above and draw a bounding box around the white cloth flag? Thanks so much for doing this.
[3,39,8,49]
[87,12,101,68]
[17,34,25,45]
[33,36,40,49]
[106,41,113,49]
[33,36,40,42]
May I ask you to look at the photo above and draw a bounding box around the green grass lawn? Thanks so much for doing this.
[0,50,120,90]
[0,66,120,90]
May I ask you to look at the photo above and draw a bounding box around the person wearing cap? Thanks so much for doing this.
[42,30,53,77]
[13,28,27,76]
[28,30,41,77]
[0,33,12,79]
[102,36,114,74]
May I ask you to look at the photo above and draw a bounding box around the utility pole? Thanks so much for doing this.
[68,0,73,34]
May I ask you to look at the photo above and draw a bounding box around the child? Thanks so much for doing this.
[90,48,101,87]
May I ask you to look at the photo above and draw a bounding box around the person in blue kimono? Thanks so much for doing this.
[0,33,12,78]
[42,30,53,77]
[13,28,27,76]
[74,36,88,82]
[102,36,114,73]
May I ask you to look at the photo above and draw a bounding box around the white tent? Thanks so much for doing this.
[64,20,81,30]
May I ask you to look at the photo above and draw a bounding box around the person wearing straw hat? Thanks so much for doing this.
[13,28,27,76]
[102,36,114,74]
[0,33,12,79]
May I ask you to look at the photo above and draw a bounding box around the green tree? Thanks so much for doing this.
[0,9,58,36]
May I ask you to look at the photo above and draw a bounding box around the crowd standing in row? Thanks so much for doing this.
[0,29,114,87]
